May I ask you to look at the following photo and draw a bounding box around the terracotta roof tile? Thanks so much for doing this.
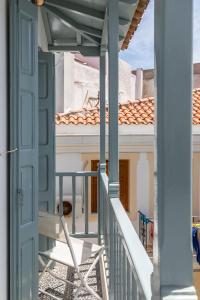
[121,0,150,50]
[56,89,200,126]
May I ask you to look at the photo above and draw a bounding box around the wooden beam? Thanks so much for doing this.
[48,45,100,56]
[119,0,137,4]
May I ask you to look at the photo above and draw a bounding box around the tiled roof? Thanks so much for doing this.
[121,0,150,50]
[56,89,200,126]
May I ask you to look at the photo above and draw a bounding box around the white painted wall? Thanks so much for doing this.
[56,152,85,215]
[140,64,200,98]
[64,52,74,112]
[118,59,136,103]
[136,153,150,215]
[56,152,83,197]
[59,53,135,113]
[55,53,64,112]
[0,0,7,298]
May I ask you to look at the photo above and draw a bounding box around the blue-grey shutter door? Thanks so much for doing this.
[38,52,55,211]
[38,52,55,251]
[18,0,38,299]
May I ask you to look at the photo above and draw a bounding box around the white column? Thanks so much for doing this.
[154,0,197,299]
[136,153,150,216]
[64,52,74,112]
[108,0,119,187]
[135,68,143,100]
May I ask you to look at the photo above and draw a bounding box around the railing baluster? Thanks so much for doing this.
[127,260,130,300]
[117,229,120,300]
[123,246,127,299]
[132,273,137,299]
[109,203,114,297]
[56,171,99,239]
[72,175,76,234]
[84,176,88,234]
[113,220,117,299]
[56,170,153,299]
[59,175,63,215]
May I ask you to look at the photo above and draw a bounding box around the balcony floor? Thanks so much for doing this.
[39,257,102,299]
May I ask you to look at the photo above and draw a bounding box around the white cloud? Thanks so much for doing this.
[120,0,200,69]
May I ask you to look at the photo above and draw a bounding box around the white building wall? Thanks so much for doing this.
[73,59,99,110]
[136,153,150,216]
[56,152,84,215]
[0,1,7,298]
[141,65,200,98]
[55,53,64,113]
[64,52,74,112]
[118,59,135,102]
[61,54,135,113]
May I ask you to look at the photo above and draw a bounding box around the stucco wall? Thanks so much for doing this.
[56,128,200,224]
[55,53,64,112]
[0,0,7,298]
[141,65,200,98]
[56,152,84,197]
[61,54,135,113]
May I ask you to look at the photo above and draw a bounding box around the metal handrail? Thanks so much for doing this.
[56,171,98,177]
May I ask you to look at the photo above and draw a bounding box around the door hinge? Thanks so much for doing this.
[17,188,24,206]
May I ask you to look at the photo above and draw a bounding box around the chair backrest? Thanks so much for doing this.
[38,211,80,270]
[38,211,63,241]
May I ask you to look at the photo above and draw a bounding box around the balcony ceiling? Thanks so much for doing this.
[41,0,138,56]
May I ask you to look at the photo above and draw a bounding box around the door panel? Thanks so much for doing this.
[119,160,129,211]
[38,52,55,211]
[18,1,38,299]
[91,160,129,212]
[38,52,55,252]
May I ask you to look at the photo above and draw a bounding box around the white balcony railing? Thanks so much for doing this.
[100,168,153,299]
[57,169,153,299]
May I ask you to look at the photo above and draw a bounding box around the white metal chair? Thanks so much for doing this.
[38,211,103,300]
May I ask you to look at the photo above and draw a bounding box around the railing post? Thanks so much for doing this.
[72,175,76,234]
[59,175,63,215]
[107,0,119,297]
[98,163,106,245]
[100,52,106,166]
[98,50,106,244]
[154,0,197,298]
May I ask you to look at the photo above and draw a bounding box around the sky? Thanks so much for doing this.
[119,0,200,70]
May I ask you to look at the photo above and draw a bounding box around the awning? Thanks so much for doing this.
[39,0,138,56]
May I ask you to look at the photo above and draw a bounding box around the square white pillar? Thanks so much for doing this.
[154,0,197,298]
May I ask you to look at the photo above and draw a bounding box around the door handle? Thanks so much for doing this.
[0,148,18,156]
[17,188,24,206]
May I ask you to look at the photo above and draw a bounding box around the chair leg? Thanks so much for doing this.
[85,283,102,300]
[74,284,84,300]
[84,250,103,281]
[75,250,103,300]
[38,256,54,283]
[38,288,61,300]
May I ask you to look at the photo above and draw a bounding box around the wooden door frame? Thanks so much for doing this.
[82,153,139,220]
[91,159,129,213]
